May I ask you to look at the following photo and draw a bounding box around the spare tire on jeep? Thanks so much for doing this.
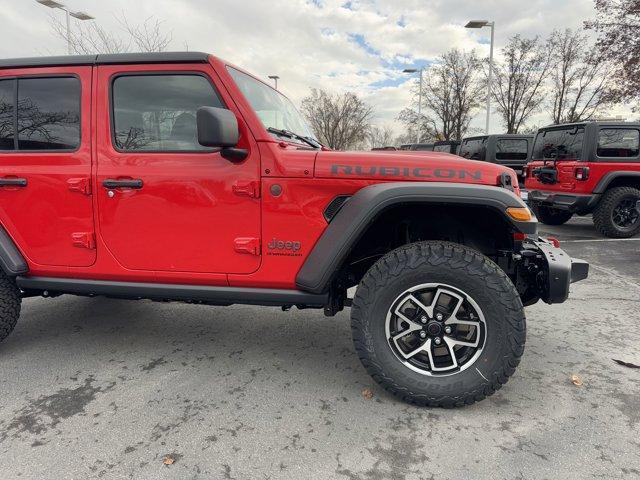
[350,241,526,407]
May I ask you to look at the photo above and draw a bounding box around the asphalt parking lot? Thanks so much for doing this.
[2,216,639,480]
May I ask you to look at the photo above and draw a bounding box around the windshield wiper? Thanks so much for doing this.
[267,127,321,149]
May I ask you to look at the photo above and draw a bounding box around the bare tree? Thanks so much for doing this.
[396,108,434,143]
[585,0,640,102]
[367,125,396,149]
[300,88,373,150]
[547,29,615,124]
[49,13,173,54]
[491,35,553,133]
[406,49,483,141]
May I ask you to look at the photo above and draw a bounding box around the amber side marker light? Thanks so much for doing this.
[506,207,533,221]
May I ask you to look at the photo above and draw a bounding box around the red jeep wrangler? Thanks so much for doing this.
[0,52,587,407]
[526,122,640,237]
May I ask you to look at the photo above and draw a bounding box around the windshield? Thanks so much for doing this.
[532,127,584,160]
[227,66,316,142]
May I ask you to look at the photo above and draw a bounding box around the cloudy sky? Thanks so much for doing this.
[0,0,621,135]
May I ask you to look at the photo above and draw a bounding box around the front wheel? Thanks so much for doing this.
[0,271,21,343]
[350,241,526,407]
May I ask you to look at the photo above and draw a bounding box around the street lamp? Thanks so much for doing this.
[35,0,95,55]
[465,19,494,134]
[403,67,424,143]
[268,75,280,90]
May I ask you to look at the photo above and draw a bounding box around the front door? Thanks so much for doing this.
[95,64,261,274]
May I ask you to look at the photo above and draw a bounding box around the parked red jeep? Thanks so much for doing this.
[0,52,588,407]
[525,122,640,237]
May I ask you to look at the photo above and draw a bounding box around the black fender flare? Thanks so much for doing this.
[593,171,640,194]
[295,182,536,294]
[0,225,28,276]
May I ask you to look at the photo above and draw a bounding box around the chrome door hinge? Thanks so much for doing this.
[67,177,92,195]
[71,232,96,249]
[234,237,261,255]
[232,181,260,198]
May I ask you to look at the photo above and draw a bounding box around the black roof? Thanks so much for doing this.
[0,52,209,69]
[462,133,534,141]
[539,121,640,129]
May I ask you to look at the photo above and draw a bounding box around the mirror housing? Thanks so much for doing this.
[197,106,239,148]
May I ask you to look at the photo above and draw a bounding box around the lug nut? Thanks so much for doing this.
[434,337,442,345]
[419,331,427,339]
[445,326,452,334]
[420,315,427,324]
[435,313,444,321]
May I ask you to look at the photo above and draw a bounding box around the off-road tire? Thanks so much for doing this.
[593,187,640,238]
[533,205,573,226]
[350,241,526,408]
[0,271,21,343]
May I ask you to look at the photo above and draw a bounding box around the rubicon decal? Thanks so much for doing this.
[267,238,302,256]
[330,164,482,180]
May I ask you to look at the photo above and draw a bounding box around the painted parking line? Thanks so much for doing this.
[561,238,640,243]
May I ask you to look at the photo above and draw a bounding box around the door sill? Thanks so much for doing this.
[16,276,328,308]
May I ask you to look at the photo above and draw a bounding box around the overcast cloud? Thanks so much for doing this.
[0,0,626,135]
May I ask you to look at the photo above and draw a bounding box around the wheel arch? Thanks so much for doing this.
[295,182,536,294]
[593,171,640,194]
[0,225,28,277]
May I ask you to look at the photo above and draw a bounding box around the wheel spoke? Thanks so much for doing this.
[445,334,480,348]
[445,317,481,329]
[394,298,426,330]
[404,294,434,318]
[430,337,458,371]
[401,338,431,360]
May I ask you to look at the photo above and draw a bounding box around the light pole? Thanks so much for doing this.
[465,20,494,134]
[268,75,280,90]
[36,0,94,55]
[403,67,423,143]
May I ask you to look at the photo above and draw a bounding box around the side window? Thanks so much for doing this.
[0,79,14,150]
[459,139,486,160]
[112,74,224,152]
[495,139,529,161]
[17,77,81,150]
[597,128,640,158]
[0,77,80,151]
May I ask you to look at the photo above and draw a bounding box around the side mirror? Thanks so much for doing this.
[197,106,239,148]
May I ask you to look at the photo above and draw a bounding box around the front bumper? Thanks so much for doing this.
[527,190,599,214]
[518,237,589,304]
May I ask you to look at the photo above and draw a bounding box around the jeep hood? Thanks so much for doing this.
[314,150,515,187]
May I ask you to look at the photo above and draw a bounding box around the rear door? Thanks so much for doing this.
[0,67,95,267]
[94,64,261,274]
[530,126,585,190]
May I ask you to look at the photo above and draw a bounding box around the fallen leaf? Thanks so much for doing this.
[361,388,374,399]
[163,456,175,465]
[570,374,583,387]
[613,359,640,369]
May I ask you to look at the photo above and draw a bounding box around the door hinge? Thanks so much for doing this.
[71,232,96,250]
[234,237,261,256]
[232,181,260,198]
[67,177,92,195]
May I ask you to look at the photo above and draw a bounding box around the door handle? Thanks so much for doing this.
[0,178,27,187]
[102,179,143,189]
